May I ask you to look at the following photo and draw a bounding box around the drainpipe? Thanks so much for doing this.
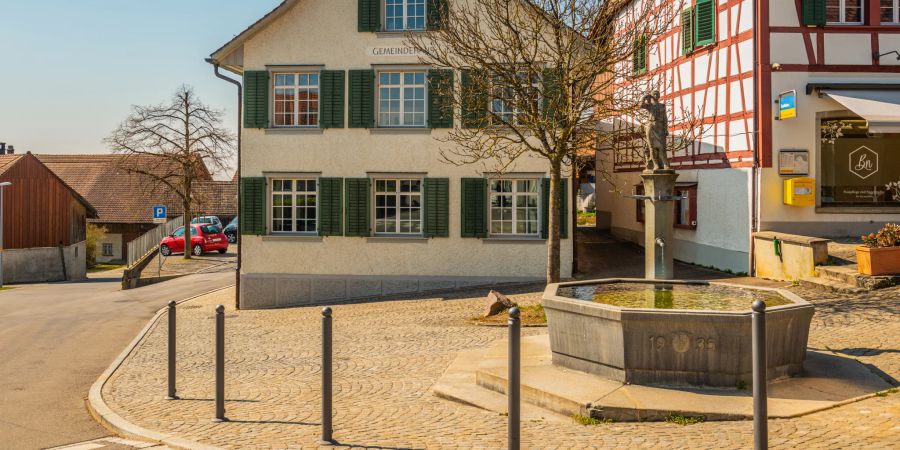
[750,0,761,277]
[207,58,243,309]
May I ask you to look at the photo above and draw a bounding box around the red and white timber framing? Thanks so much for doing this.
[614,0,756,172]
[614,0,900,173]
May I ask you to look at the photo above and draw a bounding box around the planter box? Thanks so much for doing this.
[856,246,900,276]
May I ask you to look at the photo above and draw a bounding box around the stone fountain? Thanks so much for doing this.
[542,91,815,387]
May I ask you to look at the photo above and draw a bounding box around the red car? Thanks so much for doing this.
[160,224,229,257]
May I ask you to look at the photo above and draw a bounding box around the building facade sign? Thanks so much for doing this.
[778,90,797,120]
[367,46,421,57]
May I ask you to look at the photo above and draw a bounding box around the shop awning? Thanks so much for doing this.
[822,89,900,134]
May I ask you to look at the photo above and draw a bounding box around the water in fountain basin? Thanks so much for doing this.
[557,282,792,311]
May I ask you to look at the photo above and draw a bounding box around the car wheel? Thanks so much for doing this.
[160,244,171,256]
[218,249,227,254]
[192,244,203,256]
[227,234,236,243]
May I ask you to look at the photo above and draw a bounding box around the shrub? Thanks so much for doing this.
[85,223,108,267]
[861,223,900,248]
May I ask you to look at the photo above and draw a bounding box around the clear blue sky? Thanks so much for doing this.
[0,0,280,163]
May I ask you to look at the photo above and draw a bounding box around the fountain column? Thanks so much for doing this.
[641,170,679,280]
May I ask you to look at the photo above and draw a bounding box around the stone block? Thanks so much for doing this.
[382,279,420,295]
[241,276,277,309]
[276,278,311,307]
[311,279,347,302]
[346,279,383,299]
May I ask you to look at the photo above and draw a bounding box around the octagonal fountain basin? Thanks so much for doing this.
[542,279,814,388]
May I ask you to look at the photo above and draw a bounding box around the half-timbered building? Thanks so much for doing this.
[597,0,900,274]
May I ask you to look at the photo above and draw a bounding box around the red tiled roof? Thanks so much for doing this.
[0,154,23,177]
[37,154,236,224]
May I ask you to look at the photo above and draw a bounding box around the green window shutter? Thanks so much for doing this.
[358,0,380,32]
[320,70,345,129]
[239,177,266,235]
[243,71,269,129]
[461,69,487,129]
[632,36,647,75]
[541,178,568,239]
[345,178,370,237]
[348,70,375,129]
[542,67,563,125]
[426,0,449,30]
[801,0,826,26]
[695,0,716,46]
[427,69,454,129]
[460,178,487,238]
[681,7,694,56]
[318,177,344,236]
[423,178,450,237]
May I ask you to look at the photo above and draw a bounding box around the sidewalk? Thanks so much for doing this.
[96,279,900,449]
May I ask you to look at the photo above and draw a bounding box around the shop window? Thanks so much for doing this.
[635,183,698,229]
[820,119,900,208]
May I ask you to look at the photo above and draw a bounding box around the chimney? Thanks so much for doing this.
[7,145,14,154]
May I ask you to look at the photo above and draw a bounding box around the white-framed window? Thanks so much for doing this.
[102,243,113,257]
[883,0,900,24]
[378,71,427,127]
[489,179,539,236]
[374,178,422,234]
[826,0,864,24]
[385,0,426,31]
[490,73,541,125]
[273,72,320,127]
[271,179,318,233]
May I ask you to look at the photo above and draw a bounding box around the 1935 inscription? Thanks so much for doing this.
[650,332,716,353]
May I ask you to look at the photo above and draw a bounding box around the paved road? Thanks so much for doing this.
[0,269,234,449]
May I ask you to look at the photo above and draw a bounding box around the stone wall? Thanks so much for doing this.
[2,241,86,283]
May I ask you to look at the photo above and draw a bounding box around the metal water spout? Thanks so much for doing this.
[655,238,666,248]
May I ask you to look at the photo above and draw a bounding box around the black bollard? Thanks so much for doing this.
[752,300,768,450]
[165,300,178,400]
[320,307,334,444]
[508,307,521,450]
[213,304,227,422]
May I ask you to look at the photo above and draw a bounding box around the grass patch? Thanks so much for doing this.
[665,413,705,425]
[471,303,547,326]
[875,388,898,397]
[87,263,125,273]
[0,286,15,292]
[573,414,613,425]
[577,211,597,226]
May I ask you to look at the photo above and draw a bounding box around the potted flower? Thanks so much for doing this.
[857,223,900,276]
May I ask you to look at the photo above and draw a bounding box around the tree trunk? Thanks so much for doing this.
[182,196,192,260]
[546,159,563,283]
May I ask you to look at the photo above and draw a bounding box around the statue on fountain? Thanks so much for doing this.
[640,90,671,172]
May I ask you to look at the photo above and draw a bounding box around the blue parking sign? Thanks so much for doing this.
[153,205,167,223]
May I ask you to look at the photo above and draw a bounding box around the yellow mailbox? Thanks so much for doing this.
[784,177,815,206]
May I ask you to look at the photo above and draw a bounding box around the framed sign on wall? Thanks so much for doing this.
[779,149,809,176]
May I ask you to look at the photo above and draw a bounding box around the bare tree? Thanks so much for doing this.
[408,0,679,282]
[105,85,235,259]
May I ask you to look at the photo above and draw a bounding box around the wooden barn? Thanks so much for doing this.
[0,152,97,283]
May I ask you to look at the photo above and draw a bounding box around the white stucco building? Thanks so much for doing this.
[598,0,900,274]
[209,0,573,309]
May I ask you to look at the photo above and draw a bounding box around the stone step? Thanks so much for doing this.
[800,276,865,294]
[815,265,860,285]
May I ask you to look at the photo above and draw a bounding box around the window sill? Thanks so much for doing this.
[262,234,323,242]
[369,128,432,135]
[815,206,900,214]
[482,236,545,243]
[376,31,425,37]
[265,128,324,135]
[366,236,428,243]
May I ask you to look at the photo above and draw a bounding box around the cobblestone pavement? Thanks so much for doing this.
[103,283,900,449]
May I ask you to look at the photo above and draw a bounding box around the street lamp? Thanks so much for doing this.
[0,181,10,288]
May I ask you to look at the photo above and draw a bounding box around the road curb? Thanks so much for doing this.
[86,284,234,450]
